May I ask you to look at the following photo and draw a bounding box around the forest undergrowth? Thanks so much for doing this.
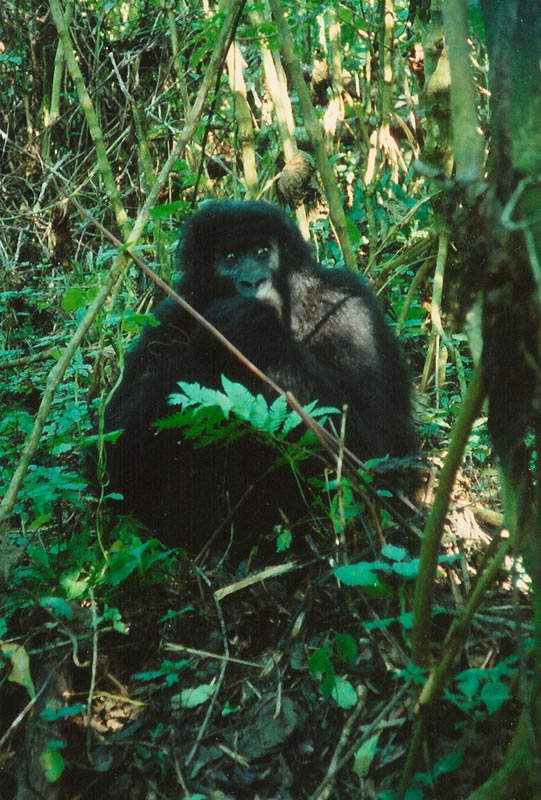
[0,1,539,799]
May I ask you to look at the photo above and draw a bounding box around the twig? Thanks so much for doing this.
[164,643,263,669]
[309,687,367,800]
[411,359,486,667]
[86,587,98,766]
[214,560,306,601]
[398,531,512,798]
[0,671,55,751]
[0,350,56,369]
[185,595,229,767]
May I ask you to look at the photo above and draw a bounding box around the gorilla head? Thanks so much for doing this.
[178,200,312,305]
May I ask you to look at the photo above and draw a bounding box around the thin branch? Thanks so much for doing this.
[411,359,486,667]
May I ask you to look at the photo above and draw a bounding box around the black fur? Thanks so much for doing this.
[96,200,417,550]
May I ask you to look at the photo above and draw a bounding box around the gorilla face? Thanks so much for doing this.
[212,236,283,315]
[215,237,279,294]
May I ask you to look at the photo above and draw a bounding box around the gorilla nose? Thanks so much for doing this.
[239,277,267,294]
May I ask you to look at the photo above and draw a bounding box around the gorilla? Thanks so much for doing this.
[96,200,417,552]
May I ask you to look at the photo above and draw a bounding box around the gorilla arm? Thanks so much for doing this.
[103,298,194,438]
[97,298,198,529]
[289,267,417,457]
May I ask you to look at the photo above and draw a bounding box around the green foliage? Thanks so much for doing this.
[391,653,520,779]
[275,526,293,552]
[159,375,337,448]
[353,733,380,779]
[334,544,415,598]
[445,658,517,718]
[40,704,87,722]
[309,633,359,709]
[14,465,86,527]
[61,286,100,312]
[104,309,160,331]
[154,375,337,508]
[133,659,191,687]
[150,200,192,220]
[0,0,526,794]
[103,535,175,587]
[39,746,66,784]
[335,546,460,596]
[38,596,73,619]
[318,475,365,534]
[379,748,465,800]
[3,530,178,641]
[172,682,217,709]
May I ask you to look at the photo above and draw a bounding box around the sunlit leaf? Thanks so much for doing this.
[353,733,380,778]
[174,682,216,708]
[1,643,35,698]
[40,747,65,783]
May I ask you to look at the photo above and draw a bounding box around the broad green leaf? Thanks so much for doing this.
[105,311,159,330]
[61,286,99,312]
[456,673,480,700]
[391,559,420,579]
[39,597,73,619]
[1,643,35,698]
[276,528,292,552]
[175,683,216,708]
[60,571,89,599]
[309,647,334,681]
[40,703,86,722]
[150,200,190,219]
[481,681,510,714]
[331,676,357,709]
[397,611,414,630]
[364,616,394,631]
[334,562,393,597]
[381,544,408,561]
[335,633,358,665]
[334,562,379,586]
[353,733,380,777]
[433,748,464,776]
[40,747,65,783]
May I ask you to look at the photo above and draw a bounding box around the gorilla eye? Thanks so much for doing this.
[225,252,237,264]
[257,246,270,257]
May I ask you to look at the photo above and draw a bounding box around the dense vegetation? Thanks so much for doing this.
[0,1,540,798]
